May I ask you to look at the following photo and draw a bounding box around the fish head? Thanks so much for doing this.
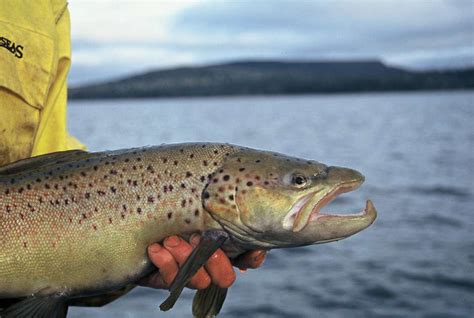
[203,150,377,249]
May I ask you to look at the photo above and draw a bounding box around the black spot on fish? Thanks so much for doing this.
[181,183,186,189]
[167,212,173,219]
[137,207,142,214]
[186,172,193,178]
[181,200,186,208]
[110,186,117,193]
[229,195,234,201]
[194,209,199,216]
[239,168,245,172]
[247,181,253,187]
[223,175,230,181]
[203,192,210,199]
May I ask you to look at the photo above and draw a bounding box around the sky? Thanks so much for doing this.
[68,0,474,85]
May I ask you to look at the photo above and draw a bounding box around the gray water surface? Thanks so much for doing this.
[68,91,474,318]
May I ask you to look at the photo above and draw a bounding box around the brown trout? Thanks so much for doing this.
[0,143,376,317]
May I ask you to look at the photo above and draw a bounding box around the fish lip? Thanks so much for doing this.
[283,179,364,232]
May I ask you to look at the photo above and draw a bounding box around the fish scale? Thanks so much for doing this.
[0,143,240,298]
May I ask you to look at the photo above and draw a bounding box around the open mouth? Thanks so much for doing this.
[283,180,374,232]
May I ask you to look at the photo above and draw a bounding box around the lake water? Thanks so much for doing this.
[67,91,474,318]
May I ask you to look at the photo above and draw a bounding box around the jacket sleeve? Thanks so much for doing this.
[0,0,85,167]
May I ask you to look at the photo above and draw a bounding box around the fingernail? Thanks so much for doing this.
[254,251,267,263]
[190,234,201,245]
[164,236,180,247]
[239,268,247,273]
[149,244,161,254]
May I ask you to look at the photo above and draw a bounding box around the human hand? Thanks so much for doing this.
[138,234,267,290]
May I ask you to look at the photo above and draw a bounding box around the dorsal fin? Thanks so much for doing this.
[0,150,90,176]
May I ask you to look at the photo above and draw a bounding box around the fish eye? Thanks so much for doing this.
[291,174,308,188]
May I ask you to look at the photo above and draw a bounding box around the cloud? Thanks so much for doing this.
[68,0,474,84]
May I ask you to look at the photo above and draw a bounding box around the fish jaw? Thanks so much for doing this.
[286,199,377,246]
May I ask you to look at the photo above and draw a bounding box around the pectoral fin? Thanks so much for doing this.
[0,296,68,318]
[192,284,228,318]
[159,230,229,312]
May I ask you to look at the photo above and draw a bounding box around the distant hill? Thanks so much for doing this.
[69,60,474,99]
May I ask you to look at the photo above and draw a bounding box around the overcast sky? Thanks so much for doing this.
[68,0,474,85]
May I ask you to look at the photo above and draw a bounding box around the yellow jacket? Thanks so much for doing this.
[0,0,85,166]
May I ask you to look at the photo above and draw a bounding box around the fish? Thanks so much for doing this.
[0,143,377,317]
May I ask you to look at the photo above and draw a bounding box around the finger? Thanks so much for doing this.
[146,243,179,287]
[163,235,211,289]
[190,234,236,289]
[232,250,267,270]
[137,271,167,289]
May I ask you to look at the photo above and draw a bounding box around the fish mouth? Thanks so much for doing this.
[283,179,373,233]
